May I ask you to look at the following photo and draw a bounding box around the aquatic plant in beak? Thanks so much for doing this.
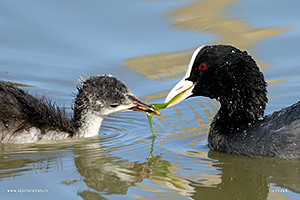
[146,91,190,137]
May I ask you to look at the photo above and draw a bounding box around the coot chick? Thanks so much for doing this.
[0,74,159,143]
[164,45,300,159]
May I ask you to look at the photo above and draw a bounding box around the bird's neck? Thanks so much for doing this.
[211,87,267,136]
[72,109,104,138]
[208,92,266,150]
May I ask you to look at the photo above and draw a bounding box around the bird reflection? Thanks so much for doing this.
[0,134,299,200]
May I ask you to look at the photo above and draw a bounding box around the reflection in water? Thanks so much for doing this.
[124,0,286,82]
[124,50,192,81]
[0,138,299,199]
[168,0,287,49]
[74,142,138,198]
[0,142,72,180]
[156,100,216,145]
[72,138,199,199]
[204,151,300,199]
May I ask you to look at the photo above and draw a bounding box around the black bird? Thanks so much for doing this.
[164,45,300,159]
[0,74,159,143]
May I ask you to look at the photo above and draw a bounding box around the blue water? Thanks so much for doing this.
[0,0,300,200]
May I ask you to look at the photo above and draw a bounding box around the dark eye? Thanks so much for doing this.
[110,104,119,108]
[199,64,206,71]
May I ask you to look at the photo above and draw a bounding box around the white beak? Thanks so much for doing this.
[164,78,195,108]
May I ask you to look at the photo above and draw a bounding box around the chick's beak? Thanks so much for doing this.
[128,95,160,115]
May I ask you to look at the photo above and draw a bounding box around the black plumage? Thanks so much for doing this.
[165,45,300,159]
[0,81,73,139]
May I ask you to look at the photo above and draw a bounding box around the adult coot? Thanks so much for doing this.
[0,74,159,143]
[164,45,300,159]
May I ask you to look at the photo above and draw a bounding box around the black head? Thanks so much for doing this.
[165,45,267,107]
[189,45,267,101]
[165,45,268,130]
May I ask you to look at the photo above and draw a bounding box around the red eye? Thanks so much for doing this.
[199,64,205,71]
